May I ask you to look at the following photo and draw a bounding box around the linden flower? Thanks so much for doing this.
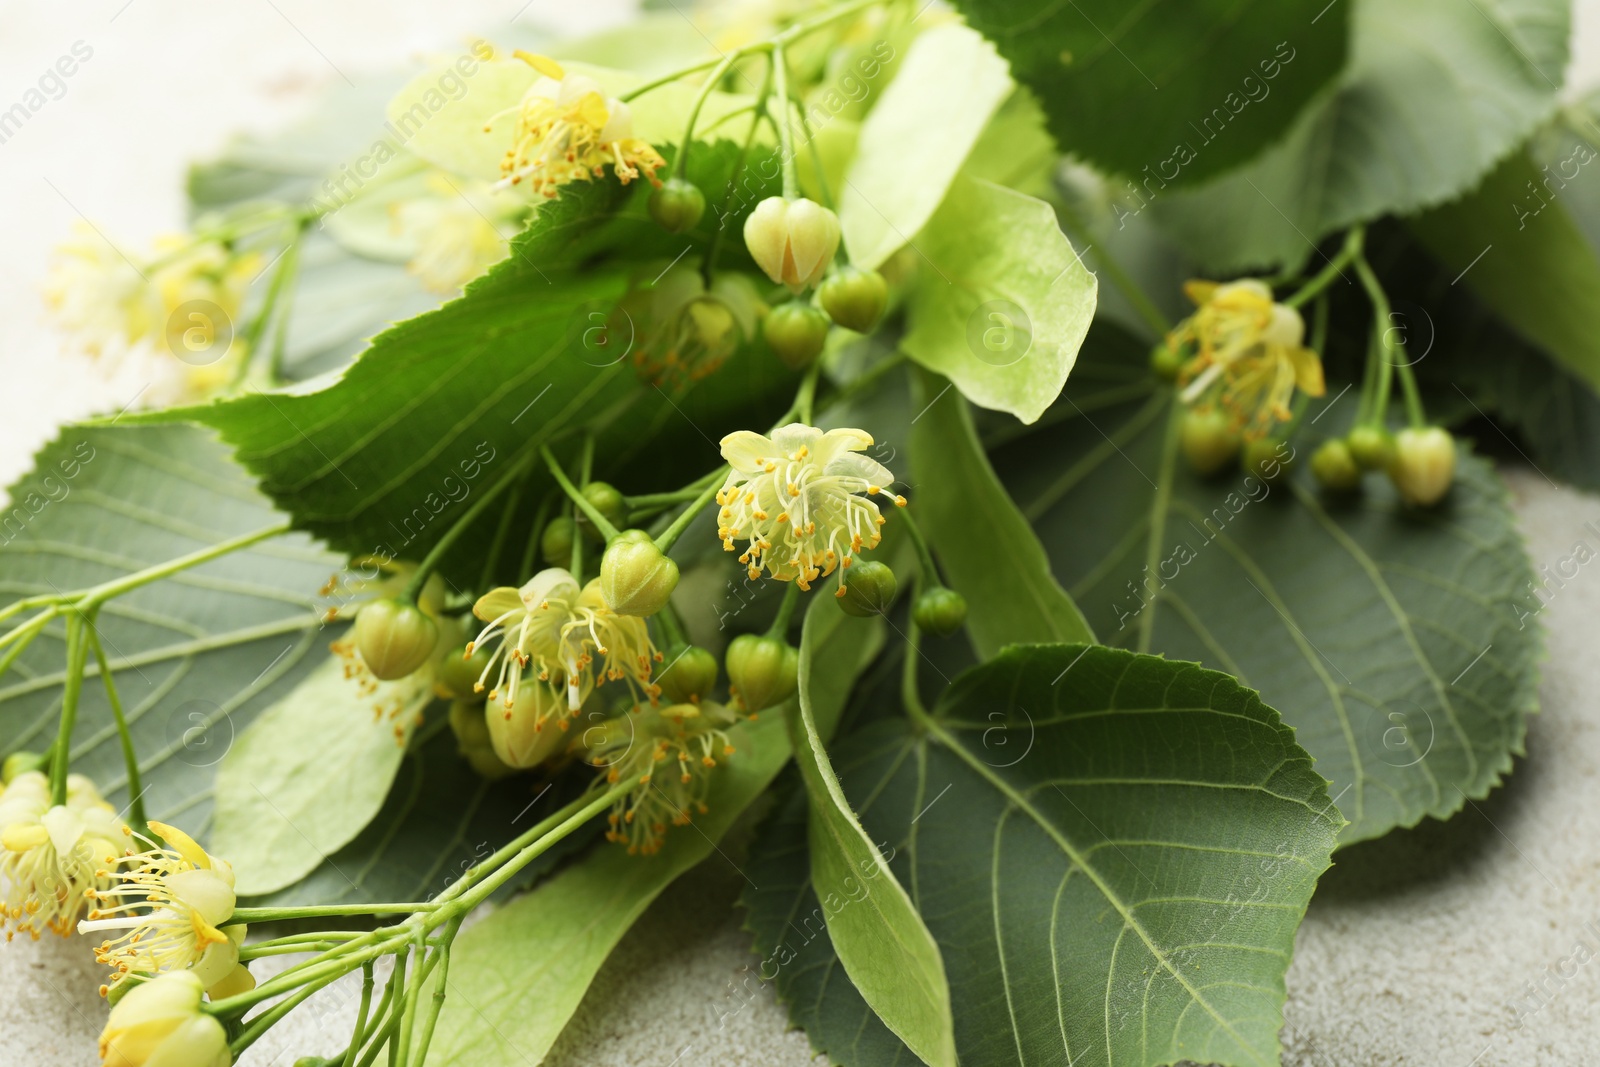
[581,701,741,855]
[628,263,767,385]
[99,969,231,1067]
[717,424,905,589]
[0,772,122,940]
[80,821,253,1000]
[467,567,663,716]
[1170,279,1326,441]
[391,175,518,293]
[486,52,665,199]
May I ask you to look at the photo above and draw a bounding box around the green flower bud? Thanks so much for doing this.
[1150,340,1188,381]
[913,586,968,637]
[657,644,719,703]
[1242,438,1293,485]
[1346,425,1396,470]
[578,481,628,542]
[2,751,44,784]
[836,560,896,617]
[486,681,571,769]
[725,633,799,711]
[818,266,888,333]
[763,300,831,370]
[437,644,493,701]
[1310,438,1362,491]
[648,177,706,234]
[541,515,576,566]
[449,699,517,780]
[600,531,680,617]
[1180,408,1240,477]
[1389,427,1456,506]
[353,598,438,681]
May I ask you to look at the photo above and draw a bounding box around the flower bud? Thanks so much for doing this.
[1346,425,1396,470]
[818,266,888,333]
[2,751,44,784]
[1242,438,1293,485]
[649,177,706,234]
[763,300,830,370]
[541,516,576,567]
[486,682,571,769]
[1311,438,1362,491]
[577,482,628,542]
[657,644,719,703]
[449,700,517,780]
[99,970,231,1067]
[913,586,967,637]
[353,598,438,681]
[1389,427,1456,506]
[600,531,680,617]
[836,561,896,617]
[743,196,841,291]
[1150,340,1189,381]
[437,644,494,701]
[725,633,799,711]
[1180,408,1240,477]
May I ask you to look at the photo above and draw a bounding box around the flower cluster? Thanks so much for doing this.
[0,772,122,941]
[717,424,904,589]
[467,567,663,720]
[1166,279,1326,441]
[79,820,252,1000]
[487,52,664,199]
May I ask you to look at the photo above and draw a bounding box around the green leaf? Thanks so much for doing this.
[903,175,1097,423]
[950,0,1349,187]
[789,603,954,1067]
[427,603,879,1066]
[746,643,1342,1067]
[839,22,1013,271]
[209,656,418,896]
[908,368,1093,655]
[0,424,340,832]
[139,144,791,588]
[992,323,1541,842]
[1152,0,1570,271]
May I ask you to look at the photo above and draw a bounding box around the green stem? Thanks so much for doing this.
[49,613,89,807]
[0,609,55,686]
[453,782,631,913]
[772,43,799,200]
[231,903,439,923]
[382,946,408,1067]
[410,919,461,1067]
[796,360,821,424]
[653,600,689,650]
[518,495,553,581]
[900,620,933,728]
[1350,247,1424,426]
[705,58,773,285]
[542,445,620,543]
[80,524,289,610]
[394,929,427,1067]
[899,510,940,586]
[403,446,540,602]
[341,963,377,1067]
[674,51,743,179]
[1284,227,1363,309]
[619,55,728,103]
[84,623,146,833]
[765,583,802,639]
[353,960,401,1067]
[230,972,335,1055]
[653,474,725,553]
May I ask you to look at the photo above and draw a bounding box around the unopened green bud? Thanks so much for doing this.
[763,300,831,370]
[1389,427,1456,506]
[1150,340,1189,381]
[725,633,799,711]
[657,644,719,703]
[1310,438,1362,492]
[449,700,516,780]
[2,751,44,784]
[541,516,576,566]
[913,586,968,637]
[354,598,438,681]
[600,531,680,617]
[578,482,628,542]
[438,644,493,701]
[486,682,570,769]
[649,177,706,234]
[836,561,896,617]
[1180,408,1240,477]
[1347,425,1396,470]
[1242,438,1293,485]
[818,266,888,333]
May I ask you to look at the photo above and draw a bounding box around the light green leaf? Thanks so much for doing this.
[908,368,1093,654]
[950,0,1350,188]
[428,603,878,1066]
[993,323,1541,842]
[1154,0,1570,271]
[789,603,954,1067]
[903,175,1097,423]
[746,644,1342,1067]
[0,424,340,835]
[210,656,419,896]
[840,22,1013,270]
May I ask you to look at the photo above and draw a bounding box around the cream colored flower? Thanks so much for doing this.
[0,772,123,940]
[717,424,904,589]
[467,568,662,715]
[80,821,252,999]
[485,53,665,199]
[743,196,841,292]
[99,970,231,1067]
